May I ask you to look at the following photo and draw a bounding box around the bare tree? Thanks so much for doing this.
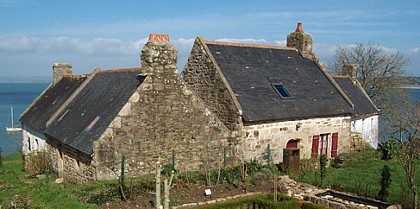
[383,96,419,209]
[330,42,408,107]
[401,141,419,209]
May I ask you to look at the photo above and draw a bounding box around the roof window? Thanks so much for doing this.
[272,83,293,99]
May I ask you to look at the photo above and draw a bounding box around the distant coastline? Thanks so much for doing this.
[400,85,420,89]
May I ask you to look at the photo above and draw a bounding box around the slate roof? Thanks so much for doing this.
[333,77,379,118]
[203,40,353,122]
[20,76,87,137]
[45,68,143,155]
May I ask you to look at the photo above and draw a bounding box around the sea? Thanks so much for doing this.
[0,83,49,155]
[0,83,419,156]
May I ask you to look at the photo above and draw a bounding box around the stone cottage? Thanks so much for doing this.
[44,34,234,183]
[181,23,354,163]
[19,63,87,169]
[333,64,380,149]
[24,23,365,183]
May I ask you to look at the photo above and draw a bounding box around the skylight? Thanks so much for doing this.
[272,84,293,99]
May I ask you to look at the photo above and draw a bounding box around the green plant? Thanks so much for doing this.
[298,158,318,182]
[331,156,344,168]
[379,140,400,160]
[169,198,179,206]
[245,160,263,176]
[319,155,327,188]
[161,163,176,177]
[378,164,391,201]
[252,171,268,181]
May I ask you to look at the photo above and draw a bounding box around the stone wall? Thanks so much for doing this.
[239,116,352,164]
[92,38,237,180]
[181,38,241,131]
[46,138,95,183]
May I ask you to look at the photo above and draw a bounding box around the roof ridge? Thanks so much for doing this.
[98,68,141,73]
[203,39,296,50]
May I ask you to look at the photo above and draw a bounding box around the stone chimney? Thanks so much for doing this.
[342,63,357,82]
[52,63,72,85]
[140,34,177,76]
[287,22,313,58]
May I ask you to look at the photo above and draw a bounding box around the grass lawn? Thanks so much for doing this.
[0,154,102,208]
[300,148,420,207]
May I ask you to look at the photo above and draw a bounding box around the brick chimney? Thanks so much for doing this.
[342,63,357,82]
[287,22,313,58]
[52,63,72,85]
[140,34,177,76]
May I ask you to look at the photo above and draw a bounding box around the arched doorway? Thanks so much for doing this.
[283,139,300,176]
[286,139,299,149]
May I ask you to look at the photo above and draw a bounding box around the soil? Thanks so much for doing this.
[100,179,276,209]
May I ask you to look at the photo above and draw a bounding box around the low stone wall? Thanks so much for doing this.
[278,176,400,209]
[173,192,263,208]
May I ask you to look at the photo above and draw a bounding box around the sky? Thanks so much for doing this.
[0,0,419,78]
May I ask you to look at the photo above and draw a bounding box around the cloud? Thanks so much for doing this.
[0,34,40,53]
[407,47,420,54]
[0,34,149,56]
[0,34,197,75]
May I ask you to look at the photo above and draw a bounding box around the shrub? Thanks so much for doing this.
[319,155,327,188]
[378,140,400,160]
[161,163,176,177]
[252,171,268,180]
[331,155,344,168]
[260,167,273,177]
[25,151,48,176]
[378,164,391,201]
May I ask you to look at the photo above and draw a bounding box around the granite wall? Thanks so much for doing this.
[181,38,241,131]
[92,38,237,181]
[239,116,352,164]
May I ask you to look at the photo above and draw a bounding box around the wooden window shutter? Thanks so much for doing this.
[311,135,320,158]
[331,132,338,157]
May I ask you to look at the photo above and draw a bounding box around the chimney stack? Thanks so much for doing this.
[342,63,357,82]
[52,63,72,85]
[140,34,177,76]
[287,22,313,58]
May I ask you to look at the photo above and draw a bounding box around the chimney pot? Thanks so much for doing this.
[148,34,170,42]
[295,22,304,32]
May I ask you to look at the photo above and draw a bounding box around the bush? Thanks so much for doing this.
[252,171,268,180]
[331,156,344,168]
[378,164,391,201]
[24,151,48,176]
[319,155,327,188]
[378,140,400,160]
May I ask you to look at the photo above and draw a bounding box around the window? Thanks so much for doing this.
[272,84,292,99]
[319,134,328,155]
[312,134,329,157]
[28,137,31,152]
